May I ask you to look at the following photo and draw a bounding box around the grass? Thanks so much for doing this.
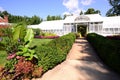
[0,38,52,66]
[0,51,7,66]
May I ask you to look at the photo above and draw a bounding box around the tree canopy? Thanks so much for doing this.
[106,0,120,16]
[84,8,101,15]
[46,15,62,21]
[0,11,43,25]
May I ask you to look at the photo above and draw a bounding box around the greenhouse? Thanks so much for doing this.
[28,14,120,36]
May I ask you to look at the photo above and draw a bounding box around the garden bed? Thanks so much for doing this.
[0,23,76,80]
[106,35,120,40]
[34,35,59,39]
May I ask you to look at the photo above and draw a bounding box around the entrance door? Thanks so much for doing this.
[77,24,87,37]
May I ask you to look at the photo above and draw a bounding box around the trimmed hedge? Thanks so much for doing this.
[36,33,76,72]
[87,33,120,73]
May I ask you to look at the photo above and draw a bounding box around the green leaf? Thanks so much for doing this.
[23,53,30,57]
[28,49,35,54]
[13,23,27,42]
[16,52,24,56]
[33,55,38,59]
[24,28,34,47]
[22,47,28,53]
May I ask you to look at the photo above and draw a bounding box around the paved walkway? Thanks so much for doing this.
[33,38,120,80]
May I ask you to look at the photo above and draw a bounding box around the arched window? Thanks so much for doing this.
[75,15,90,21]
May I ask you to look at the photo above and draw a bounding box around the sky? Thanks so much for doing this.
[0,0,111,19]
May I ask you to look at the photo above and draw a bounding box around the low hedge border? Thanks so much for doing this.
[86,33,120,73]
[36,33,76,72]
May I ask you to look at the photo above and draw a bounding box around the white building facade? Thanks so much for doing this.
[28,14,120,36]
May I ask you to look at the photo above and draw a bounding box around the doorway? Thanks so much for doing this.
[77,24,87,37]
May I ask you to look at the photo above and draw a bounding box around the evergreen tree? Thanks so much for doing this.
[80,11,83,15]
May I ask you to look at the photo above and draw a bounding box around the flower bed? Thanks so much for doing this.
[106,35,120,40]
[34,35,59,39]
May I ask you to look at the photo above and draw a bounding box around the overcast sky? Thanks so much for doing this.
[0,0,111,19]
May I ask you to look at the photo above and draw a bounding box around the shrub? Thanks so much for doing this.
[42,32,56,36]
[32,28,42,36]
[36,33,76,72]
[87,33,120,73]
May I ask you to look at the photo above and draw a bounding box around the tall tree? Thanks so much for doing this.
[46,15,62,21]
[31,15,41,25]
[46,15,51,21]
[2,11,9,16]
[63,14,67,19]
[80,11,83,15]
[0,11,9,18]
[84,8,101,15]
[106,0,120,16]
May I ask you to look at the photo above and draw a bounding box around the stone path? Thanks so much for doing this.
[33,38,120,80]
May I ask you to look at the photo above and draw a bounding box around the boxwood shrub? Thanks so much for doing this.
[86,33,120,73]
[36,33,76,72]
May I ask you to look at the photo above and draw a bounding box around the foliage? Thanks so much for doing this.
[0,23,39,79]
[14,57,34,78]
[35,35,59,39]
[36,33,76,72]
[80,11,83,15]
[30,39,52,47]
[5,58,17,70]
[16,46,38,61]
[106,0,120,16]
[0,25,11,37]
[0,11,43,25]
[1,26,12,37]
[84,8,101,15]
[42,32,57,36]
[0,51,7,66]
[32,66,43,78]
[34,32,59,39]
[12,23,27,42]
[0,27,19,53]
[46,15,62,21]
[77,25,87,37]
[87,33,120,73]
[75,33,80,38]
[32,28,41,36]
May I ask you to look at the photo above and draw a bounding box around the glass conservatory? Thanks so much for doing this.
[28,14,120,36]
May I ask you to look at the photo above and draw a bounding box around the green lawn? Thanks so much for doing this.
[0,39,52,66]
